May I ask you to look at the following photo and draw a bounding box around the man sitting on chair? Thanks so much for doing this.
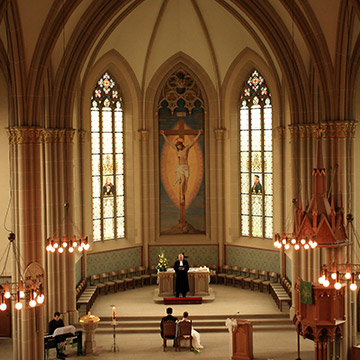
[160,307,178,347]
[48,311,67,359]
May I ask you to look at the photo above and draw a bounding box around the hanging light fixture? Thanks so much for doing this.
[0,233,45,311]
[273,232,318,250]
[45,203,89,254]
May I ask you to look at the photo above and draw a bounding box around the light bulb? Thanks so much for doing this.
[331,272,337,280]
[19,291,25,299]
[345,272,351,280]
[318,275,324,284]
[50,247,56,253]
[78,246,83,252]
[310,241,317,248]
[291,238,296,245]
[284,244,290,250]
[350,283,357,291]
[62,241,68,248]
[84,244,90,250]
[15,302,23,310]
[334,282,342,290]
[0,303,7,311]
[294,244,300,250]
[323,279,330,287]
[53,242,59,249]
[29,299,37,308]
[4,292,10,299]
[58,247,64,254]
[304,244,310,250]
[300,238,306,245]
[68,247,74,253]
[36,294,44,304]
[73,241,78,247]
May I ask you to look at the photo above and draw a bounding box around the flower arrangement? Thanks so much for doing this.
[156,251,168,272]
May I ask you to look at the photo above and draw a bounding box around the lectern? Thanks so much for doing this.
[231,320,253,360]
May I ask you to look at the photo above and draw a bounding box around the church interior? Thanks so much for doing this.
[0,0,360,359]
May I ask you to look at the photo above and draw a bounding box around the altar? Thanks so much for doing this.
[157,267,210,297]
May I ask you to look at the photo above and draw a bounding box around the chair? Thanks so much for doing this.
[124,268,135,289]
[252,270,268,291]
[261,272,278,293]
[150,266,158,285]
[234,267,249,287]
[162,320,177,352]
[90,274,107,295]
[177,320,192,351]
[216,265,231,284]
[103,272,116,293]
[208,265,217,284]
[110,271,126,292]
[243,269,259,289]
[225,266,240,286]
[133,267,143,287]
[139,266,151,286]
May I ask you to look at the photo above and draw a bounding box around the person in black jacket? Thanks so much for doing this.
[48,312,67,359]
[160,307,178,347]
[174,253,189,297]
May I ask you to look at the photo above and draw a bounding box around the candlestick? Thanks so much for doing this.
[112,306,116,319]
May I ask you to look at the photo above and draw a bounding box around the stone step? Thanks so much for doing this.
[96,318,292,328]
[94,324,295,334]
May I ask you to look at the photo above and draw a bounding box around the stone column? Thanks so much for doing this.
[7,128,45,360]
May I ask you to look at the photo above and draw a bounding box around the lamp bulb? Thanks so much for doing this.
[0,303,7,311]
[345,272,351,280]
[84,244,90,250]
[294,244,300,250]
[58,247,64,254]
[350,283,357,291]
[19,291,25,299]
[334,282,342,290]
[323,279,330,287]
[304,244,310,250]
[15,302,23,310]
[4,292,10,299]
[29,299,37,308]
[68,247,74,253]
[331,272,337,280]
[36,294,44,304]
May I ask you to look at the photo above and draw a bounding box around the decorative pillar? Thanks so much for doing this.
[7,127,45,360]
[215,128,226,267]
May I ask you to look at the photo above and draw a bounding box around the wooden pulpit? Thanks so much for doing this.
[294,280,345,360]
[231,320,253,360]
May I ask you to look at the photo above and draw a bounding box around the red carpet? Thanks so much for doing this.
[163,297,202,305]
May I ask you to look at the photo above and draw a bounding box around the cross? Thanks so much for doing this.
[162,118,201,228]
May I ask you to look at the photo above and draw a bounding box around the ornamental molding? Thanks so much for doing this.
[276,126,286,139]
[214,128,226,140]
[6,127,76,144]
[138,129,149,141]
[288,121,357,139]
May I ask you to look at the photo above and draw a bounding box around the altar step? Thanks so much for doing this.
[91,313,294,334]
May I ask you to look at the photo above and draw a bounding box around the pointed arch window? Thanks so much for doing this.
[91,72,125,241]
[239,70,273,238]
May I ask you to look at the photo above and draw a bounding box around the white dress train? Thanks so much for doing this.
[191,328,203,349]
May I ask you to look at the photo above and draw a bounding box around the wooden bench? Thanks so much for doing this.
[76,279,98,314]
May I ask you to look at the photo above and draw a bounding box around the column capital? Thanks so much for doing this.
[6,127,77,144]
[288,121,357,139]
[138,129,149,141]
[214,128,226,140]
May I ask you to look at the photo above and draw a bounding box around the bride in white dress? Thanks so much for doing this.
[179,311,204,350]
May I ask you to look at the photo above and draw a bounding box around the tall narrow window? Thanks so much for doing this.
[240,70,273,238]
[91,72,124,241]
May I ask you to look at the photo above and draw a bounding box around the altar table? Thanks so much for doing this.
[157,267,210,297]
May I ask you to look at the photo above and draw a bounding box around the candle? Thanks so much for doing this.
[112,306,116,319]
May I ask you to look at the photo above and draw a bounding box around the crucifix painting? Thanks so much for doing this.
[158,69,205,234]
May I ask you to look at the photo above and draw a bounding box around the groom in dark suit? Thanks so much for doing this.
[160,307,178,346]
[174,253,189,297]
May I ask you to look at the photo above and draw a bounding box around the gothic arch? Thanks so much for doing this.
[222,47,284,244]
[80,49,141,250]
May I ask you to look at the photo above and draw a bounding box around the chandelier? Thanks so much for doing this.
[0,233,45,311]
[274,232,318,250]
[318,263,359,292]
[45,203,89,254]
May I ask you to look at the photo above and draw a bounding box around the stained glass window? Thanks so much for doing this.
[91,72,125,241]
[240,70,273,238]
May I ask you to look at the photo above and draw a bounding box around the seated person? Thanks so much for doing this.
[160,307,178,347]
[48,311,67,359]
[179,311,203,350]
